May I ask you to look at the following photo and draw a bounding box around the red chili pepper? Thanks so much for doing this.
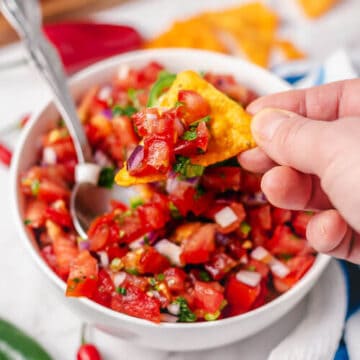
[44,22,143,74]
[0,143,12,167]
[77,344,102,360]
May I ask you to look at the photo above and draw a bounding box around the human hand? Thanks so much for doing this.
[238,79,360,263]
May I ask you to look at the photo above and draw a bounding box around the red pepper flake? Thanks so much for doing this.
[0,143,12,167]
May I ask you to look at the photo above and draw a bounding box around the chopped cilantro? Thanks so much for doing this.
[169,202,182,219]
[305,211,314,215]
[199,270,211,282]
[98,167,115,189]
[31,179,40,196]
[149,277,157,287]
[126,268,139,275]
[174,100,184,108]
[57,118,65,128]
[194,185,206,200]
[204,310,221,321]
[182,129,197,141]
[189,115,210,128]
[143,235,150,245]
[240,221,252,237]
[112,104,138,117]
[156,273,165,281]
[247,265,256,272]
[278,253,294,261]
[23,219,32,225]
[175,297,197,322]
[173,156,204,178]
[116,287,127,295]
[115,210,132,225]
[130,197,144,209]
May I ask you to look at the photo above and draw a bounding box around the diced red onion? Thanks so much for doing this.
[75,163,101,185]
[42,147,57,165]
[174,118,185,137]
[155,239,182,266]
[78,239,90,251]
[215,232,231,246]
[147,231,159,245]
[241,192,268,206]
[167,303,180,316]
[270,259,290,278]
[97,251,109,268]
[236,270,261,287]
[166,172,199,194]
[214,206,238,228]
[117,65,130,80]
[127,145,144,172]
[97,85,112,101]
[129,237,145,250]
[251,246,272,263]
[101,108,113,119]
[94,150,113,167]
[160,313,179,323]
[113,271,127,287]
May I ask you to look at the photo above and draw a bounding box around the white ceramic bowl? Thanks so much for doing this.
[11,49,330,352]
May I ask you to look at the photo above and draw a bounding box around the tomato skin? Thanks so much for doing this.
[178,90,211,125]
[91,269,115,307]
[242,171,261,193]
[45,206,73,228]
[292,211,313,238]
[111,284,161,322]
[138,203,169,231]
[41,245,57,272]
[205,252,237,280]
[272,208,292,226]
[77,344,102,360]
[213,202,246,234]
[66,251,98,297]
[246,259,270,279]
[112,115,139,146]
[194,281,224,314]
[225,274,261,312]
[106,244,128,261]
[266,225,308,256]
[88,216,112,251]
[139,247,170,274]
[164,267,187,292]
[273,255,315,293]
[249,205,272,231]
[46,137,77,163]
[202,166,241,192]
[181,224,216,264]
[24,199,47,228]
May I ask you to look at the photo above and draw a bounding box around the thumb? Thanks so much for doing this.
[251,108,333,177]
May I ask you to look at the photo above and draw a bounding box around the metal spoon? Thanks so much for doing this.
[1,0,134,239]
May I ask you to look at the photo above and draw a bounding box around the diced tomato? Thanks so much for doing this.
[251,226,268,247]
[111,284,161,322]
[169,184,196,216]
[202,166,241,192]
[88,216,113,251]
[164,267,187,292]
[178,90,211,125]
[139,247,170,274]
[242,171,261,193]
[246,259,270,279]
[112,115,139,146]
[143,136,173,171]
[171,222,202,243]
[272,208,292,226]
[251,281,268,310]
[137,202,170,231]
[225,274,261,312]
[110,200,128,212]
[122,273,149,291]
[273,255,315,293]
[117,212,147,244]
[181,224,216,264]
[227,238,247,259]
[205,252,237,280]
[91,269,115,307]
[45,206,72,229]
[41,245,57,272]
[266,225,308,256]
[194,281,224,314]
[66,250,98,297]
[38,179,70,203]
[249,205,272,231]
[24,199,47,228]
[46,137,77,163]
[133,108,160,137]
[292,211,313,238]
[216,202,246,234]
[106,243,128,261]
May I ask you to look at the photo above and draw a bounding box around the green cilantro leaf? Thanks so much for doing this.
[116,287,127,295]
[199,270,211,282]
[98,167,116,189]
[173,156,204,178]
[175,297,197,322]
[182,129,197,141]
[130,197,144,209]
[112,104,138,117]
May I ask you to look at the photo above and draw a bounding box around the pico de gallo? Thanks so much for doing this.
[21,62,316,323]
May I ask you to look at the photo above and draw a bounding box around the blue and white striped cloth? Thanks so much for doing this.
[272,49,359,360]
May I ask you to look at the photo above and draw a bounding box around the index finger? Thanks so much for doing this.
[248,79,360,120]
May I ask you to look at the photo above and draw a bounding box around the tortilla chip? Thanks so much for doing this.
[298,0,338,18]
[160,71,255,166]
[115,163,166,186]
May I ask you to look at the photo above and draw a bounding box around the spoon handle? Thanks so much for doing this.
[1,0,92,163]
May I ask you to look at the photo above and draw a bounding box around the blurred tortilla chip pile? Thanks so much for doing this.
[145,2,304,68]
[298,0,339,18]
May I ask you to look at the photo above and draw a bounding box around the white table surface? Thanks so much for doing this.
[0,0,358,359]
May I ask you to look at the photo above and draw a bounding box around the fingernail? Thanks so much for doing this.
[252,108,291,143]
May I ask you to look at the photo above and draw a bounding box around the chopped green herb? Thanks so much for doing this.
[98,167,115,189]
[305,211,314,215]
[143,235,150,245]
[204,310,221,321]
[189,115,210,128]
[169,202,182,219]
[240,221,252,236]
[126,268,139,275]
[23,219,32,225]
[175,297,197,322]
[156,273,165,281]
[116,287,127,295]
[147,71,176,107]
[149,277,157,287]
[199,270,211,282]
[182,129,197,141]
[31,179,40,196]
[194,185,206,200]
[130,197,144,209]
[247,265,256,272]
[57,118,65,128]
[112,104,138,117]
[173,156,204,178]
[174,100,184,108]
[115,210,132,225]
[278,253,294,261]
